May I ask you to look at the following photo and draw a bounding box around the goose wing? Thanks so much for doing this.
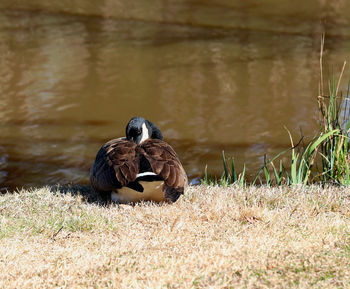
[90,138,139,193]
[140,139,187,202]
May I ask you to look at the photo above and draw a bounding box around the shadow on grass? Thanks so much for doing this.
[49,184,111,205]
[50,182,196,206]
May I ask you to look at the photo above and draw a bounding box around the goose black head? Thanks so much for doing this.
[126,117,163,144]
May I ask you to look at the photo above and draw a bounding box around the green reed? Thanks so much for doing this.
[202,38,350,187]
[317,67,350,185]
[253,60,348,186]
[202,151,245,187]
[253,128,339,186]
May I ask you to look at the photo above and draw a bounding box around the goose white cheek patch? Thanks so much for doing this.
[140,122,149,143]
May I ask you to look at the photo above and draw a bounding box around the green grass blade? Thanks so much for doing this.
[222,151,230,183]
[279,160,283,185]
[306,129,339,157]
[271,161,281,186]
[291,153,299,184]
[231,158,237,183]
[239,164,246,188]
[264,166,271,186]
[203,165,208,185]
[252,147,291,185]
[345,161,350,185]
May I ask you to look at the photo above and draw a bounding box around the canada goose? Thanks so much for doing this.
[90,117,187,203]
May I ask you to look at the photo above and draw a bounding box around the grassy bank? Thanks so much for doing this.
[0,186,349,288]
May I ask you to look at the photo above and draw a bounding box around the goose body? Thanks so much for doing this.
[90,117,187,203]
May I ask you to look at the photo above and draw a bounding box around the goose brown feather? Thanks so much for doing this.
[90,137,187,203]
[141,139,187,189]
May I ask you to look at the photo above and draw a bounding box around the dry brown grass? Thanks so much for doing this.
[0,185,349,288]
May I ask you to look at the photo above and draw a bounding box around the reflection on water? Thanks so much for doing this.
[0,1,350,190]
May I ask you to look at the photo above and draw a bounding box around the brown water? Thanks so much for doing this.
[1,0,350,190]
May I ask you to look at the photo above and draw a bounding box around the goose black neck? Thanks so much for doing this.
[146,120,163,140]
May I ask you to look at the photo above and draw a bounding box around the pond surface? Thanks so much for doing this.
[1,0,350,190]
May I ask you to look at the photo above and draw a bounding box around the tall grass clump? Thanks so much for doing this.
[255,37,350,185]
[202,151,245,187]
[318,76,350,184]
[204,37,350,186]
[252,127,338,186]
[318,38,350,184]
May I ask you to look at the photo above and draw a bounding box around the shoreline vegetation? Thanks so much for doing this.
[204,37,350,187]
[0,185,349,288]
